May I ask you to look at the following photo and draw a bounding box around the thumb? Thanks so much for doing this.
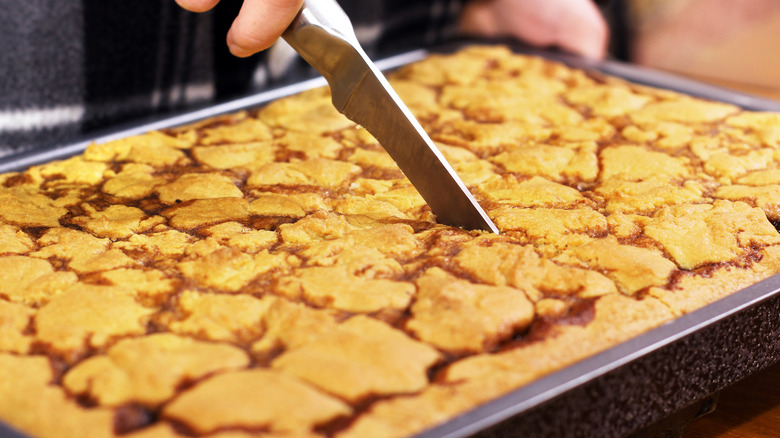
[553,0,609,59]
[460,0,609,60]
[227,0,304,57]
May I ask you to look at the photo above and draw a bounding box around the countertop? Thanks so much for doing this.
[685,361,780,437]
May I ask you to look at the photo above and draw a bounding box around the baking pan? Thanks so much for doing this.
[0,49,427,175]
[1,40,779,438]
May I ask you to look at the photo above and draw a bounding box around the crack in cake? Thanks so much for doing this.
[2,45,780,437]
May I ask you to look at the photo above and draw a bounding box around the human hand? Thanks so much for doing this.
[175,0,303,57]
[459,0,609,59]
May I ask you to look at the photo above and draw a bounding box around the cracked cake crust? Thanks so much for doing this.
[2,45,780,437]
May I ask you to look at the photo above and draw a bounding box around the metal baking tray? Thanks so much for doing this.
[1,40,779,438]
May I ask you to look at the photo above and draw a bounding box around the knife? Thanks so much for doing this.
[281,0,499,233]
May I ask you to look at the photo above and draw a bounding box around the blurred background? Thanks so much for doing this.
[612,0,780,100]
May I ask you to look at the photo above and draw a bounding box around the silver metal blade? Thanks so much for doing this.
[336,56,498,233]
[282,0,498,233]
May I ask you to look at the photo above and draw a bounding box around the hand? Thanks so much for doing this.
[175,0,303,57]
[459,0,609,59]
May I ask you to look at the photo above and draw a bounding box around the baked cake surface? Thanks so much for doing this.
[2,45,780,437]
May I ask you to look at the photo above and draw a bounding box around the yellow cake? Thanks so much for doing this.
[2,45,780,437]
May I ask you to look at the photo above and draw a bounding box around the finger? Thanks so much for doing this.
[460,0,609,60]
[227,0,304,57]
[553,0,609,59]
[175,0,221,13]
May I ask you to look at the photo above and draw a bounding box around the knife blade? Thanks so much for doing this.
[282,0,498,233]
